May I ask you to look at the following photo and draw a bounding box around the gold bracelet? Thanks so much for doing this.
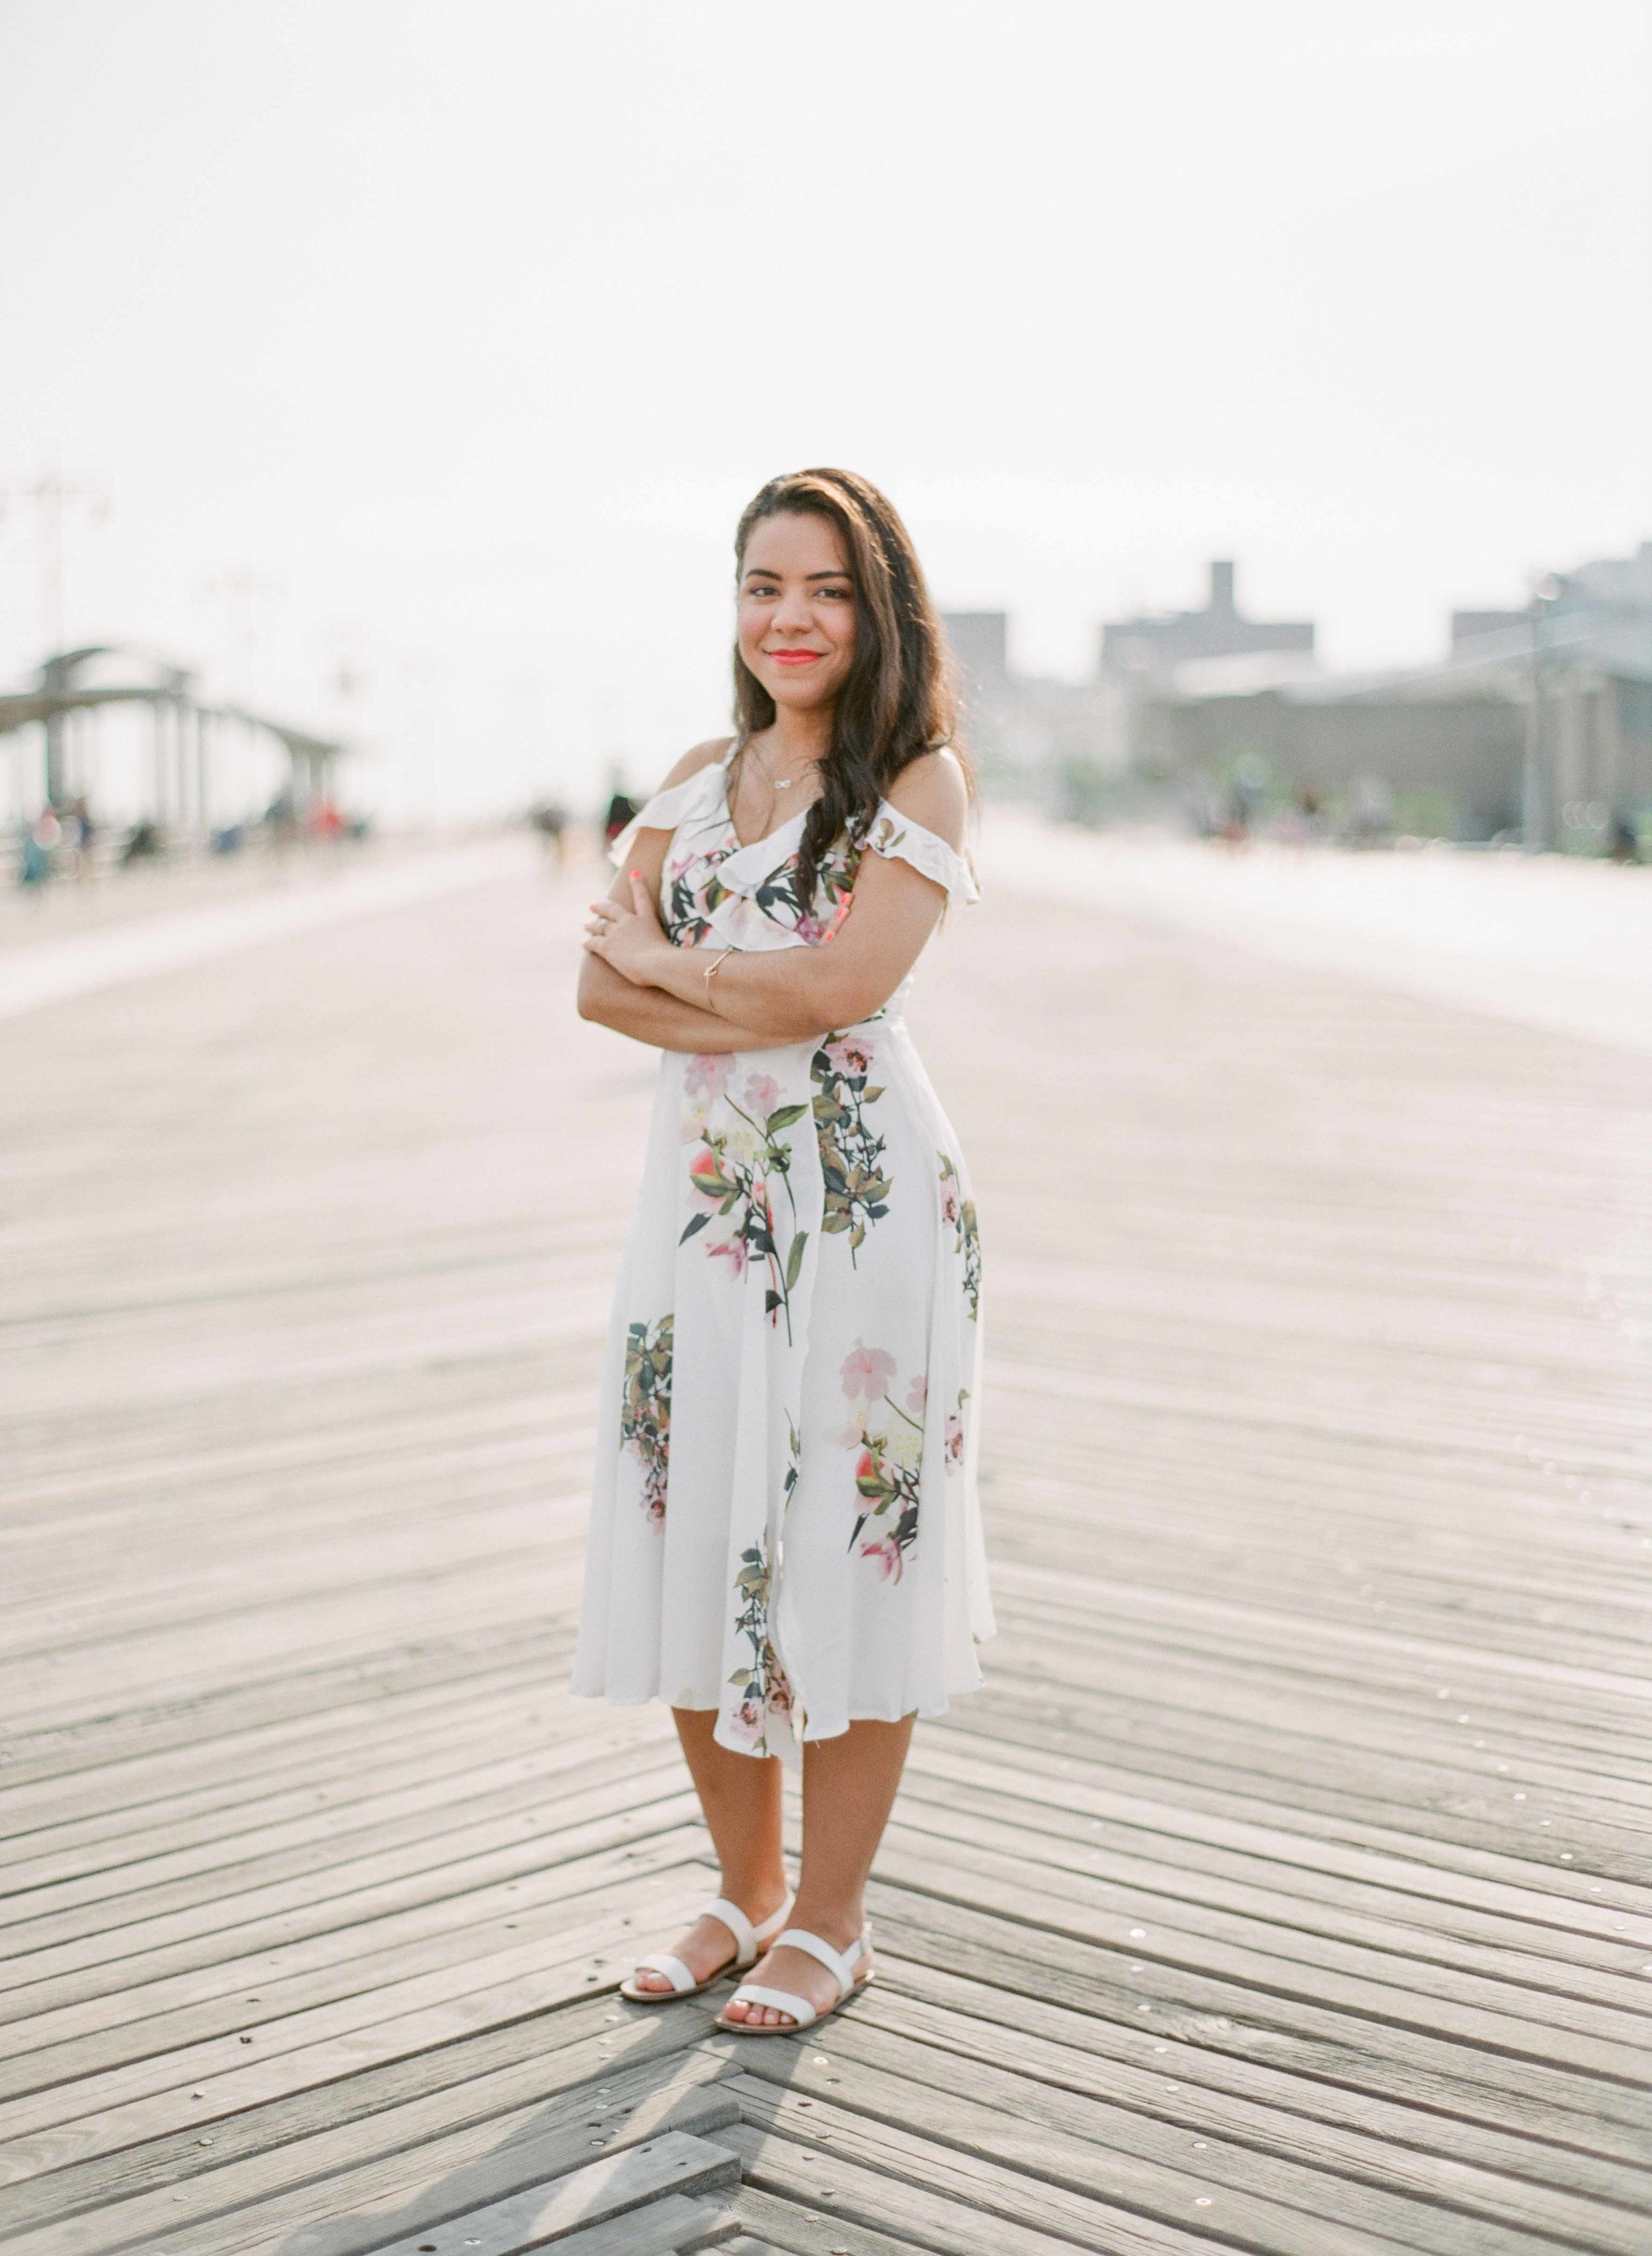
[703,946,735,1000]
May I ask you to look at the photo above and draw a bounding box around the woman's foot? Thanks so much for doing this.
[718,1914,870,2028]
[628,1883,790,1996]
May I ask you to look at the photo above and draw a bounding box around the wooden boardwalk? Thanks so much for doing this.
[1,833,1649,2255]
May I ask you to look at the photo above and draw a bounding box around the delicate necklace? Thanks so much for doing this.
[755,743,806,791]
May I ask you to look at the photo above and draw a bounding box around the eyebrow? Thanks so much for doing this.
[742,568,853,582]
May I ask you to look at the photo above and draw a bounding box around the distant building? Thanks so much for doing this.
[943,564,1317,815]
[1100,561,1314,680]
[1449,609,1527,654]
[946,546,1652,844]
[940,609,1121,810]
[941,611,1010,695]
[1135,543,1652,843]
[1131,675,1527,840]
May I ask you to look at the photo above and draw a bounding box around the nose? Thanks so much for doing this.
[770,582,816,637]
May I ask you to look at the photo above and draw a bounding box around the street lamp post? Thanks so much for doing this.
[1522,576,1561,852]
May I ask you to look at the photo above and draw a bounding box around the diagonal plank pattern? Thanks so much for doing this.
[0,837,1647,2254]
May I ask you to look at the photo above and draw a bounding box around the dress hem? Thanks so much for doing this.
[566,1663,989,1743]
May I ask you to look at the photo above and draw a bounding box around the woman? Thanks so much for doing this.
[574,467,993,2034]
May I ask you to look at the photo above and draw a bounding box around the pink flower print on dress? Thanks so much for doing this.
[944,1384,970,1473]
[860,1534,904,1582]
[824,1036,873,1078]
[741,1071,780,1117]
[841,1341,897,1404]
[764,1647,794,1717]
[707,1234,749,1278]
[905,1373,928,1417]
[689,1148,726,1203]
[684,1053,732,1102]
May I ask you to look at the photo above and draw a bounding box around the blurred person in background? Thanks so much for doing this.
[65,794,98,878]
[574,468,994,2036]
[529,797,568,870]
[264,788,299,859]
[17,808,61,887]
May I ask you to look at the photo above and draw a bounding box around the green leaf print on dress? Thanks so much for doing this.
[728,1445,797,1751]
[939,1152,982,1321]
[811,1035,891,1258]
[620,1315,673,1524]
[680,1062,810,1341]
[749,838,854,935]
[838,1343,924,1581]
[665,854,733,946]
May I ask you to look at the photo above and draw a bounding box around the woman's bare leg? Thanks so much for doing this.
[721,1714,913,2027]
[629,1706,790,1992]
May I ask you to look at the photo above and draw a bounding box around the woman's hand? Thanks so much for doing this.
[582,871,675,987]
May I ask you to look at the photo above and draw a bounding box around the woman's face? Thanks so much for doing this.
[737,511,858,714]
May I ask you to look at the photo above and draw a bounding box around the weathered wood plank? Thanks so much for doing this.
[862,1886,1652,2155]
[0,1993,686,2220]
[722,2103,1253,2255]
[0,1852,706,2153]
[861,1959,1652,2217]
[0,2050,739,2255]
[730,2004,1649,2254]
[898,1747,1652,1967]
[872,1825,1652,2052]
[332,2132,740,2256]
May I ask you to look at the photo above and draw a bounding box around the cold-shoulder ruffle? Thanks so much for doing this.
[865,804,979,905]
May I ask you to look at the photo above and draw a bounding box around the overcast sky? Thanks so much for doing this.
[1,0,1648,815]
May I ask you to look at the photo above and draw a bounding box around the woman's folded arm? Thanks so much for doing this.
[577,952,772,1053]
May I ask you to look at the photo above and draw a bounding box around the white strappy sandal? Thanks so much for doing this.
[619,1892,794,2004]
[716,1924,874,2035]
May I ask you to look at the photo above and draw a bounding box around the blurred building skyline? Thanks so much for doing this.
[946,537,1652,848]
[1100,562,1316,683]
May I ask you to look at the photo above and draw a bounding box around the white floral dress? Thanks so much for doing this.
[571,749,995,1765]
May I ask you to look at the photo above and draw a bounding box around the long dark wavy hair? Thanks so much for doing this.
[732,467,967,909]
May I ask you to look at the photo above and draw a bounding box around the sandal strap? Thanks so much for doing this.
[725,1980,819,2029]
[630,1951,697,1994]
[771,1926,870,2001]
[704,1891,794,1970]
[753,1892,795,1944]
[702,1898,756,1966]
